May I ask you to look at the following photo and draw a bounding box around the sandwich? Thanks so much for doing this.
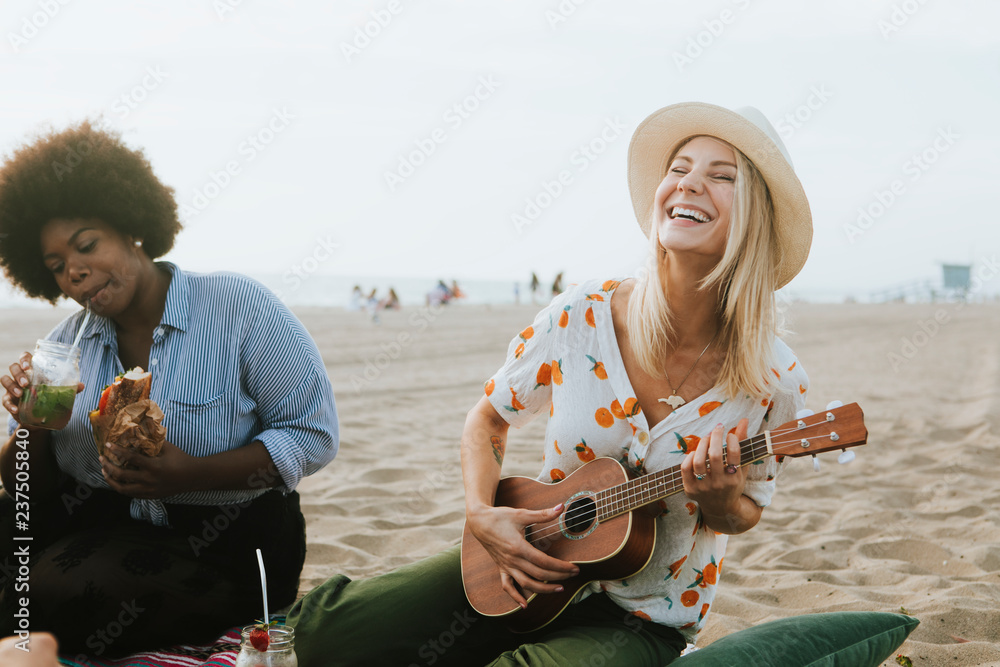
[89,367,166,468]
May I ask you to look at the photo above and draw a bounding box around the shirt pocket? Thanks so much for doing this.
[165,390,235,454]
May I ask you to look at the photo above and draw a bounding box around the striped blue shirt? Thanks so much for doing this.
[8,262,339,526]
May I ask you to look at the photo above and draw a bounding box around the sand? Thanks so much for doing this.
[2,300,999,666]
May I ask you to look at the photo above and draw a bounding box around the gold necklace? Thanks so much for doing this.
[658,329,719,409]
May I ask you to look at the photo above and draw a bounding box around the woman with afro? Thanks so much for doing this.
[0,121,339,654]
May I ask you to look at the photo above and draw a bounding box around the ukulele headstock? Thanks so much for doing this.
[771,401,868,464]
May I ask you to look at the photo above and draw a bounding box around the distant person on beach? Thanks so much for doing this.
[529,271,541,304]
[426,279,453,307]
[451,279,466,300]
[0,121,339,654]
[366,287,381,323]
[287,102,812,665]
[347,284,363,311]
[551,271,564,297]
[380,287,401,310]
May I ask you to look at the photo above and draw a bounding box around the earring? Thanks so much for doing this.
[135,240,143,247]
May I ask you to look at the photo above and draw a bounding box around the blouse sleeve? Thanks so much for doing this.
[238,285,339,492]
[485,290,575,429]
[742,345,810,507]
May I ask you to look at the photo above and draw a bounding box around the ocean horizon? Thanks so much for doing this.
[0,271,982,311]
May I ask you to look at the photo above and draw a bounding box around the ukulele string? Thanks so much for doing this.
[521,430,846,544]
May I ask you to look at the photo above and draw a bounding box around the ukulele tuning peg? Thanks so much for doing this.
[838,449,856,465]
[812,455,821,472]
[796,408,815,419]
[825,400,844,410]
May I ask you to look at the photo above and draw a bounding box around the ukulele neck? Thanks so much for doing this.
[595,432,773,522]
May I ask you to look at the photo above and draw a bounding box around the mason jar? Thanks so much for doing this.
[235,624,297,667]
[17,339,81,431]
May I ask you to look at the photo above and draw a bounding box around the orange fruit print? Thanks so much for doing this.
[601,279,621,292]
[553,439,561,455]
[699,602,710,622]
[623,397,641,416]
[667,555,687,580]
[535,362,552,388]
[595,407,614,428]
[550,468,565,481]
[680,590,699,607]
[674,433,699,453]
[799,384,807,394]
[632,610,651,622]
[698,401,722,417]
[575,439,596,462]
[585,293,604,302]
[586,355,607,380]
[520,326,534,341]
[515,342,525,359]
[610,399,626,419]
[558,305,571,328]
[787,361,796,371]
[484,379,494,396]
[585,306,596,328]
[509,388,525,411]
[693,556,718,588]
[552,359,564,385]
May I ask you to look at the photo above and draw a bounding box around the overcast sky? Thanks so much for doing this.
[1,0,997,305]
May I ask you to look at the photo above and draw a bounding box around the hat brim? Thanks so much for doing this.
[627,102,812,289]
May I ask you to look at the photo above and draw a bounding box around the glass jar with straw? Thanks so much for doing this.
[236,548,298,666]
[17,307,90,430]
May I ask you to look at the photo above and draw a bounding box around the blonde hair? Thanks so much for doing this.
[625,135,784,400]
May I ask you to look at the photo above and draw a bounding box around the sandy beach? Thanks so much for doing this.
[3,299,999,665]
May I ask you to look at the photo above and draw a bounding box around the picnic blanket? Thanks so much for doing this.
[58,626,241,666]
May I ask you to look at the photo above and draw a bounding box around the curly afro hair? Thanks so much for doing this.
[0,120,181,303]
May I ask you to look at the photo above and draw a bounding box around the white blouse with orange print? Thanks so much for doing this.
[484,278,809,645]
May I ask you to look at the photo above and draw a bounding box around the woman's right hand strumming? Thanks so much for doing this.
[461,395,579,609]
[465,502,579,609]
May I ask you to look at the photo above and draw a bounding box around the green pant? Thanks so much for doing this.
[287,545,685,667]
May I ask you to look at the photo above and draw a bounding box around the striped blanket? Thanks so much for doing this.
[57,627,242,667]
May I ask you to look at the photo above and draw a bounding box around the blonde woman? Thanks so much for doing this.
[289,102,811,666]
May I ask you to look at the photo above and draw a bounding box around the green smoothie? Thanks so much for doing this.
[18,384,76,430]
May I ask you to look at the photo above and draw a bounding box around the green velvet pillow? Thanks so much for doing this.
[672,611,919,667]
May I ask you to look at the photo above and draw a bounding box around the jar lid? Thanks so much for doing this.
[35,339,82,361]
[241,624,294,650]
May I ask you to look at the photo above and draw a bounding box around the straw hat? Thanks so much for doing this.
[627,102,812,289]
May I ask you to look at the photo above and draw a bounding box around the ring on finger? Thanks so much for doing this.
[695,474,705,481]
[725,464,738,474]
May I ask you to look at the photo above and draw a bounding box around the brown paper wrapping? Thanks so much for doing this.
[91,399,167,468]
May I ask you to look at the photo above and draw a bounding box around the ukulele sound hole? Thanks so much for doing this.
[561,495,597,538]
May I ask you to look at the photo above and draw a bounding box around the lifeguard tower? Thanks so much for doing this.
[870,263,972,303]
[941,264,971,301]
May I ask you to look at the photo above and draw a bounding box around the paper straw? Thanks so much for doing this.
[71,305,91,350]
[256,548,269,625]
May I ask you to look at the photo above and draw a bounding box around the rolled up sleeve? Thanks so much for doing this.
[240,289,339,492]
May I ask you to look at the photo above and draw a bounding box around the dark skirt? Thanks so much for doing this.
[0,475,306,657]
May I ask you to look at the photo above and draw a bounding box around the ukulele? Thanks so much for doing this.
[461,402,868,632]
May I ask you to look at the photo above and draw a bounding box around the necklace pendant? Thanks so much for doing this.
[659,394,686,409]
